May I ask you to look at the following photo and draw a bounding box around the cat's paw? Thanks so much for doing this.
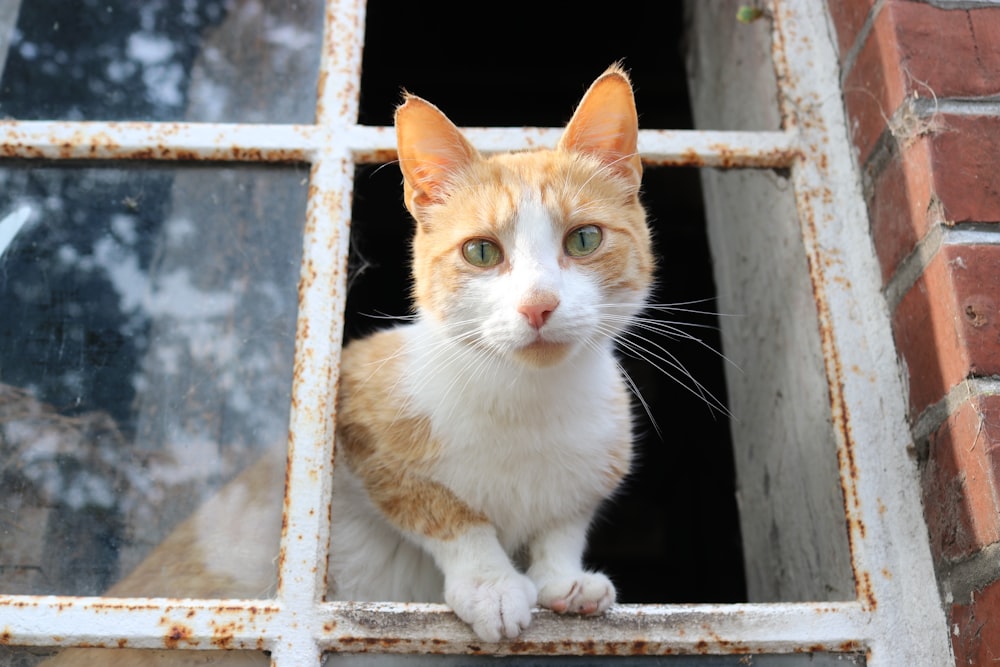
[535,571,615,616]
[444,570,538,642]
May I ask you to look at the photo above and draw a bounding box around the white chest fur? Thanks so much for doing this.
[400,321,631,551]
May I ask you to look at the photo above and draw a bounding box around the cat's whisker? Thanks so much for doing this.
[613,315,723,352]
[368,159,402,176]
[595,319,732,419]
[574,332,662,437]
[617,339,731,419]
[615,358,662,438]
[360,310,419,323]
[600,310,741,372]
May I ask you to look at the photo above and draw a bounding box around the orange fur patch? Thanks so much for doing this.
[337,330,490,540]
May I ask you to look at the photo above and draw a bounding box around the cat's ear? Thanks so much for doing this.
[395,94,479,214]
[558,64,642,188]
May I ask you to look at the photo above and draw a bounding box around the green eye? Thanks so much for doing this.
[462,238,503,267]
[564,225,603,257]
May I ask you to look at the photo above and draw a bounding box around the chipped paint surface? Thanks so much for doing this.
[319,601,868,657]
[0,596,280,651]
[0,121,794,168]
[0,0,948,664]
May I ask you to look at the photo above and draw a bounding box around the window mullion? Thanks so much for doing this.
[0,596,279,650]
[264,0,369,664]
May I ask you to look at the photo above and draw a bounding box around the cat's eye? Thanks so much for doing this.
[462,238,504,267]
[564,225,603,257]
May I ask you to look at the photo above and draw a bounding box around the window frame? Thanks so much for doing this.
[0,0,952,664]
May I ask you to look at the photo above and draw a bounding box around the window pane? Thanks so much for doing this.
[0,0,322,123]
[1,647,268,666]
[0,163,306,598]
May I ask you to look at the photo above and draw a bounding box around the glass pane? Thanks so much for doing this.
[1,647,268,666]
[0,0,322,123]
[0,162,307,598]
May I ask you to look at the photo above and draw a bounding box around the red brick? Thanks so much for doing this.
[893,244,1000,415]
[827,0,876,61]
[842,4,909,164]
[842,2,1000,164]
[922,395,1000,562]
[892,3,1000,100]
[949,244,1000,380]
[868,115,1000,285]
[894,249,965,415]
[951,576,1000,665]
[931,115,1000,224]
[867,136,934,284]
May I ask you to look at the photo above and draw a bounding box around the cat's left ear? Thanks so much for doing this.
[558,65,642,188]
[396,94,479,215]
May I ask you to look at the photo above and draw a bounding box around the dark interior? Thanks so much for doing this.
[347,1,746,603]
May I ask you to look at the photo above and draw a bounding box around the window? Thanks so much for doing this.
[0,0,951,665]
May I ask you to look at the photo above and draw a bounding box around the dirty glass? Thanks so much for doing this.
[0,0,323,123]
[0,163,307,598]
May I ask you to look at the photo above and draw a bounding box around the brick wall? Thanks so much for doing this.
[828,1,1000,663]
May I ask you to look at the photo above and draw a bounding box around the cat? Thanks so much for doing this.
[39,64,654,665]
[328,63,653,642]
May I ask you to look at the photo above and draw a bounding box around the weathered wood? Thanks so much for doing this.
[685,0,855,602]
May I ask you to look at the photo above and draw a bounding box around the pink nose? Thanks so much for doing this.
[518,300,559,329]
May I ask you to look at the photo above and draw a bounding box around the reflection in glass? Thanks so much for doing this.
[0,163,306,598]
[0,646,269,667]
[0,0,322,123]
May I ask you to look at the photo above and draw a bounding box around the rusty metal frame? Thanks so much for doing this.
[0,0,952,664]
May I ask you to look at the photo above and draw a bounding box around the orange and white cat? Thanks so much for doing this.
[329,64,653,641]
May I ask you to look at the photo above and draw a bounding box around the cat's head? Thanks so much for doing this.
[395,65,653,369]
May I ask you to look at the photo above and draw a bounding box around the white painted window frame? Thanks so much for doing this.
[0,0,952,664]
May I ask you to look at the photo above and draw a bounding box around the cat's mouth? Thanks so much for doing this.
[513,338,573,368]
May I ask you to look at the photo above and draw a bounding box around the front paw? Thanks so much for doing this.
[536,571,615,616]
[445,570,538,642]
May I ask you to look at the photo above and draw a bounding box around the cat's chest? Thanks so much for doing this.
[403,339,630,541]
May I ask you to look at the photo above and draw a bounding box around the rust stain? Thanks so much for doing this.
[161,622,198,650]
[355,148,399,164]
[860,571,877,611]
[210,619,244,649]
[791,119,873,611]
[329,634,790,657]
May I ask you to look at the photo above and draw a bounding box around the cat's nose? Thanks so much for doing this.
[518,298,559,329]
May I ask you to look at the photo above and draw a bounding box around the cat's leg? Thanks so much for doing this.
[526,516,615,616]
[345,461,537,641]
[416,523,537,642]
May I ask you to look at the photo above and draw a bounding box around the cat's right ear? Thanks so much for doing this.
[395,94,479,215]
